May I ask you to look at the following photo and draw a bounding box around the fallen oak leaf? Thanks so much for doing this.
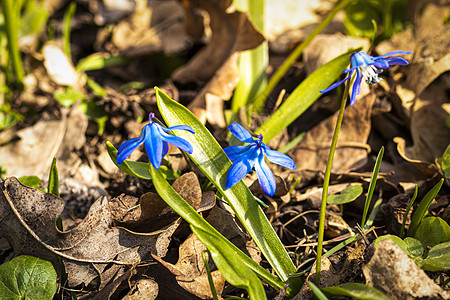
[0,177,178,289]
[172,0,264,84]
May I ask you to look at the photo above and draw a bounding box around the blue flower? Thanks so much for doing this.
[224,123,296,196]
[320,50,412,105]
[117,113,195,169]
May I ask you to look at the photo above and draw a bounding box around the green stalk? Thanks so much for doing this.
[1,0,24,88]
[62,2,77,59]
[315,79,351,285]
[400,185,418,238]
[251,0,354,112]
[360,146,384,227]
[231,0,267,112]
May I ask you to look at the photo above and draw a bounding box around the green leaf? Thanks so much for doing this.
[154,87,302,294]
[414,217,450,248]
[256,48,359,143]
[408,179,444,237]
[148,163,282,297]
[47,157,59,197]
[420,241,450,271]
[327,184,363,205]
[76,52,128,73]
[0,255,57,300]
[361,146,384,228]
[106,141,178,181]
[344,1,381,38]
[192,227,266,299]
[18,176,41,189]
[375,234,409,255]
[437,144,450,179]
[308,281,328,300]
[321,283,390,300]
[86,77,107,98]
[403,237,423,258]
[53,87,85,108]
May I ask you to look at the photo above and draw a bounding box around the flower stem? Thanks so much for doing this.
[315,79,351,285]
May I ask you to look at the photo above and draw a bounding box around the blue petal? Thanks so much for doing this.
[162,141,169,158]
[225,148,258,189]
[228,123,255,143]
[372,59,390,69]
[163,124,195,134]
[117,128,146,165]
[264,149,296,170]
[320,73,352,94]
[158,127,194,154]
[145,124,164,169]
[224,144,253,162]
[254,152,276,196]
[350,70,363,106]
[351,52,374,67]
[375,50,412,59]
[383,56,409,66]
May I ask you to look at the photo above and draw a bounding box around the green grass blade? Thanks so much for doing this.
[202,251,219,300]
[62,2,76,59]
[231,0,267,112]
[251,0,355,113]
[155,87,302,294]
[400,184,418,238]
[361,146,384,227]
[408,179,444,237]
[148,163,281,297]
[309,281,329,300]
[256,49,359,143]
[47,157,60,197]
[1,0,24,88]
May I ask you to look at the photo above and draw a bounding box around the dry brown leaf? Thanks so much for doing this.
[303,34,370,75]
[110,172,205,233]
[0,109,88,179]
[112,0,191,56]
[153,233,225,299]
[187,53,239,126]
[0,177,178,289]
[43,43,85,90]
[363,239,450,300]
[377,3,450,97]
[293,94,375,172]
[172,0,264,84]
[122,278,159,300]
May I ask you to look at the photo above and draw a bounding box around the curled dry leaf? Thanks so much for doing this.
[293,94,375,173]
[110,172,214,233]
[377,3,450,99]
[112,0,191,56]
[187,53,240,126]
[363,239,450,300]
[0,109,89,179]
[153,233,225,299]
[0,177,178,289]
[172,0,264,84]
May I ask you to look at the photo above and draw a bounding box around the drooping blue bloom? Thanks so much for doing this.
[117,113,195,169]
[224,123,296,196]
[320,50,412,105]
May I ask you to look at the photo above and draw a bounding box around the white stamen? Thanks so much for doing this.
[360,65,382,85]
